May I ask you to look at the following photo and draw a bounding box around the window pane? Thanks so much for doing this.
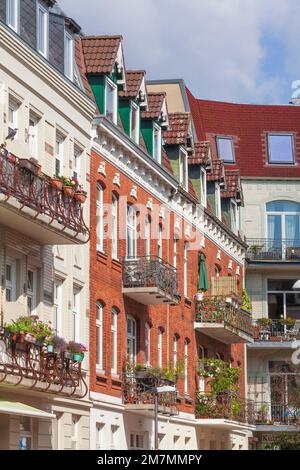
[268,279,298,291]
[267,200,300,212]
[216,137,235,162]
[106,81,116,122]
[286,294,300,320]
[268,134,294,163]
[268,293,283,320]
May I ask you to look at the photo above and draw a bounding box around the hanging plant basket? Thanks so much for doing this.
[74,191,87,204]
[51,178,63,191]
[63,185,75,197]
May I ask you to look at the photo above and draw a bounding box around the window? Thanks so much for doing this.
[130,434,145,450]
[173,236,178,269]
[153,123,161,163]
[266,201,300,256]
[145,323,151,367]
[112,194,118,259]
[198,345,205,392]
[96,184,104,252]
[19,416,32,450]
[73,146,81,180]
[126,205,137,258]
[72,287,80,342]
[158,224,163,259]
[173,335,178,369]
[27,269,37,314]
[71,415,80,450]
[8,96,19,137]
[126,316,136,364]
[179,148,188,190]
[184,340,189,395]
[184,242,188,298]
[54,281,62,336]
[230,200,239,235]
[200,167,207,207]
[268,134,294,164]
[5,263,16,302]
[157,328,163,368]
[130,101,140,143]
[6,0,19,32]
[37,2,48,58]
[267,278,300,325]
[110,425,119,450]
[55,132,64,176]
[64,31,74,80]
[216,136,235,163]
[96,302,103,370]
[105,77,117,124]
[28,112,39,159]
[145,216,151,257]
[215,183,221,220]
[111,309,118,374]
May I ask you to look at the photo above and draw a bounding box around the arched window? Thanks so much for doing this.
[126,316,136,364]
[145,323,151,367]
[173,335,179,369]
[198,345,205,392]
[184,339,189,395]
[111,309,118,374]
[96,184,104,252]
[96,302,103,370]
[184,242,188,298]
[267,201,300,246]
[157,328,163,368]
[158,224,163,259]
[112,194,118,259]
[145,216,151,257]
[126,205,137,258]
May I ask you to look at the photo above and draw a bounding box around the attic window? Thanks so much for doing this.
[130,101,140,144]
[153,123,162,164]
[179,148,188,191]
[216,137,235,163]
[105,77,117,125]
[268,134,294,164]
[6,0,19,32]
[64,31,74,81]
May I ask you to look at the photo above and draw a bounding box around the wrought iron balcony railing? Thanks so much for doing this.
[195,392,256,425]
[0,330,87,398]
[253,319,300,342]
[246,238,300,261]
[122,256,180,305]
[122,370,178,416]
[253,401,300,426]
[0,152,89,243]
[195,296,254,343]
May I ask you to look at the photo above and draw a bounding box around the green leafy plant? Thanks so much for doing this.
[280,317,296,327]
[242,288,252,312]
[198,359,240,395]
[256,317,273,327]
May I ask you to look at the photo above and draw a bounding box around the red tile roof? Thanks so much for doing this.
[75,38,95,101]
[162,149,175,176]
[222,169,243,204]
[119,70,145,99]
[207,159,225,183]
[81,35,122,74]
[142,92,166,119]
[163,113,190,145]
[189,141,211,165]
[187,86,300,178]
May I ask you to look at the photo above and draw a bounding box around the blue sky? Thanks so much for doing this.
[60,0,300,104]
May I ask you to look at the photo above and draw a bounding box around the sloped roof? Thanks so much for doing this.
[189,141,211,165]
[222,169,243,204]
[74,38,95,101]
[81,35,122,74]
[164,113,190,145]
[142,92,166,119]
[119,70,145,98]
[207,158,225,183]
[162,149,175,176]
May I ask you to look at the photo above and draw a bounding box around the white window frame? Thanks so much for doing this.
[111,309,118,374]
[73,145,82,180]
[145,216,151,258]
[105,77,117,125]
[8,95,19,137]
[72,286,80,342]
[157,328,162,368]
[64,31,74,81]
[71,415,80,451]
[230,199,239,235]
[173,236,178,269]
[28,112,39,159]
[19,416,32,450]
[6,0,19,33]
[55,132,64,176]
[145,323,151,367]
[5,262,16,302]
[96,184,104,252]
[130,101,140,143]
[36,2,48,58]
[158,224,163,259]
[179,147,188,190]
[200,167,207,207]
[54,280,62,336]
[112,194,118,260]
[173,335,178,369]
[184,242,188,298]
[216,136,235,163]
[130,433,145,450]
[153,122,162,163]
[198,345,205,392]
[27,269,37,314]
[215,183,222,220]
[126,205,137,259]
[267,133,295,165]
[96,302,103,371]
[184,339,189,395]
[126,316,137,365]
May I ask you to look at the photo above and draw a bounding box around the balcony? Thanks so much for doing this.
[0,153,89,244]
[122,370,178,416]
[122,256,180,305]
[246,239,300,263]
[250,319,300,349]
[253,402,300,428]
[0,330,88,398]
[195,392,256,429]
[194,297,254,344]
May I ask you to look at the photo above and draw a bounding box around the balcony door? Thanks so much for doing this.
[267,279,300,335]
[126,316,137,365]
[267,201,300,258]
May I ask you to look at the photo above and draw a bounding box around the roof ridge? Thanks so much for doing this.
[82,34,123,40]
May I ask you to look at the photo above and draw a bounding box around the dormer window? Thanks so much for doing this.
[6,0,19,33]
[268,133,295,164]
[105,77,117,125]
[153,123,161,163]
[230,200,239,235]
[130,101,140,144]
[200,167,207,207]
[179,148,188,190]
[37,2,48,58]
[64,32,74,81]
[216,136,235,163]
[215,183,221,220]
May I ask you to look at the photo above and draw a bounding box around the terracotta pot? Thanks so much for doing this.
[51,178,63,191]
[63,186,75,197]
[24,333,36,344]
[74,192,87,204]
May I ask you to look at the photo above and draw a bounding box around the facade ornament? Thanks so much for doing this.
[130,185,138,200]
[98,162,106,176]
[113,173,121,187]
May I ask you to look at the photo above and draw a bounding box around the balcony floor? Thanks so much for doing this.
[122,286,179,305]
[196,418,256,432]
[194,322,254,344]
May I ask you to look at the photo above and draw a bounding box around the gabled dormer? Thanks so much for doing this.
[118,70,148,144]
[188,141,212,208]
[141,92,168,164]
[206,159,226,220]
[81,35,126,125]
[221,169,243,235]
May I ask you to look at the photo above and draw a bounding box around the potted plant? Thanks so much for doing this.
[66,341,87,362]
[62,177,76,197]
[51,175,63,190]
[280,317,296,327]
[74,186,87,204]
[195,291,205,302]
[257,318,273,327]
[46,335,66,354]
[134,363,149,379]
[242,288,252,313]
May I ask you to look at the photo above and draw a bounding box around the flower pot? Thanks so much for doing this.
[195,292,204,302]
[24,333,36,344]
[51,178,63,191]
[4,330,12,340]
[63,186,75,197]
[73,352,84,362]
[64,351,74,360]
[74,191,87,204]
[47,344,55,354]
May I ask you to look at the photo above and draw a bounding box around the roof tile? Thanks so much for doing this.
[141,92,165,119]
[81,35,122,74]
[119,70,145,98]
[164,113,190,145]
[189,141,211,165]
